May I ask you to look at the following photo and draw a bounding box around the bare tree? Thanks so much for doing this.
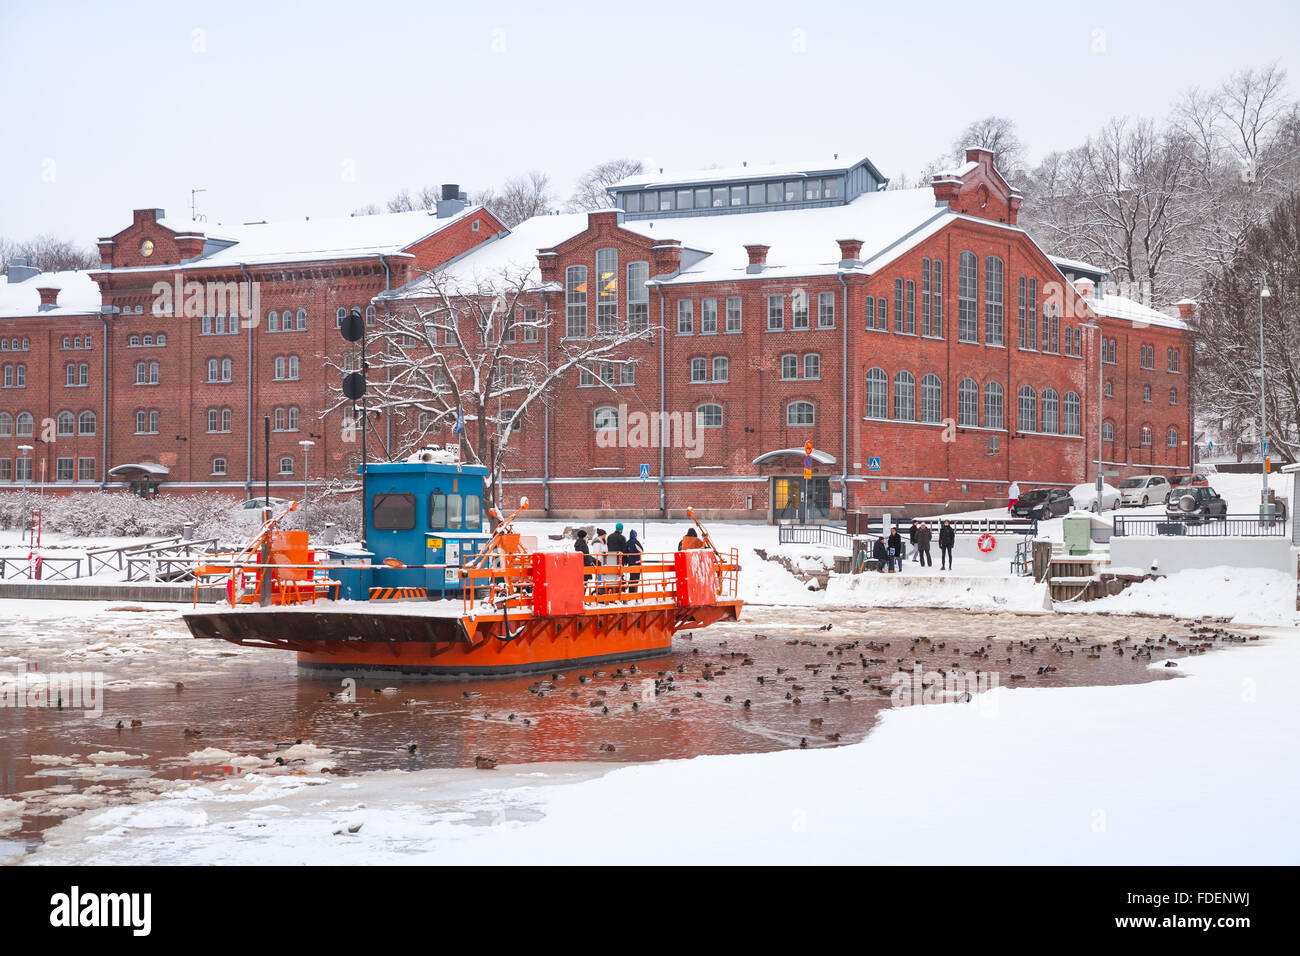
[567,158,645,211]
[0,234,97,272]
[333,265,655,509]
[950,115,1028,179]
[475,172,555,227]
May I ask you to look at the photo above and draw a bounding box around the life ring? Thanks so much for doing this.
[977,534,996,553]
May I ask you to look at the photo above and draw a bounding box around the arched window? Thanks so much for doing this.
[1063,391,1082,436]
[984,382,1004,430]
[958,251,978,342]
[288,406,299,431]
[1103,421,1115,442]
[893,371,916,421]
[1041,388,1059,433]
[129,335,140,347]
[268,310,279,332]
[566,267,589,338]
[803,353,820,380]
[221,358,232,381]
[0,412,12,437]
[920,373,942,423]
[79,411,96,435]
[56,411,74,436]
[65,363,76,386]
[1167,426,1179,448]
[958,378,979,426]
[984,255,1004,345]
[593,406,618,431]
[780,354,798,379]
[78,363,88,386]
[696,403,723,428]
[296,308,307,330]
[336,307,346,328]
[1143,385,1152,402]
[279,456,295,475]
[135,360,148,384]
[157,333,166,345]
[786,401,815,427]
[1104,380,1114,397]
[1018,386,1037,432]
[274,407,286,430]
[1170,388,1177,405]
[1140,425,1153,446]
[365,305,377,326]
[15,412,34,437]
[865,367,888,419]
[212,457,227,476]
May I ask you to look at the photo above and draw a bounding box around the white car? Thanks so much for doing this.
[234,497,290,519]
[1069,482,1121,512]
[1116,475,1171,507]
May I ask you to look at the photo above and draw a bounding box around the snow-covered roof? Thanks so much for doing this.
[104,206,485,272]
[1048,253,1108,277]
[613,156,877,190]
[1092,290,1188,330]
[0,269,102,318]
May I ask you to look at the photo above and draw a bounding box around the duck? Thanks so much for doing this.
[475,756,498,770]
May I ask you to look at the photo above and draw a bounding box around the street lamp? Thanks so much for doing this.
[17,445,32,543]
[299,439,315,514]
[1085,320,1104,509]
[1259,280,1271,510]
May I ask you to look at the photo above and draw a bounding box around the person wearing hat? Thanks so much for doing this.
[679,527,705,550]
[607,522,627,554]
[574,528,597,568]
[624,528,644,594]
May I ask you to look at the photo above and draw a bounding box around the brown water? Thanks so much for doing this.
[0,604,1249,854]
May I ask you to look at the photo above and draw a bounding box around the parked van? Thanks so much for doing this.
[1117,475,1171,507]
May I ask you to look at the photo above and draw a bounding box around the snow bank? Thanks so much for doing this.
[1066,566,1297,626]
[824,572,1048,613]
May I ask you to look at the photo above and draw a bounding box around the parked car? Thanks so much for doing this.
[1165,486,1229,523]
[1164,474,1211,501]
[1070,482,1121,512]
[1117,475,1171,507]
[1011,488,1074,519]
[234,497,290,519]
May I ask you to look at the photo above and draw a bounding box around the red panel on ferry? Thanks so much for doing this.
[532,551,585,617]
[674,549,717,607]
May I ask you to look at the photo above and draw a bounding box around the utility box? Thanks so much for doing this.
[675,549,718,607]
[531,551,584,617]
[1063,511,1112,556]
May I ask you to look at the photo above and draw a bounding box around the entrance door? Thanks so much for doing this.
[772,477,831,522]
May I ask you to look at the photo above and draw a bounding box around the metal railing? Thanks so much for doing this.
[1011,539,1033,576]
[1113,514,1288,537]
[777,524,854,549]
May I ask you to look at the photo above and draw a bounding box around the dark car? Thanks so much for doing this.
[1011,488,1074,519]
[1164,486,1228,523]
[1164,474,1211,502]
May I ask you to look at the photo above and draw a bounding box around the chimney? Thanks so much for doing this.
[4,256,40,284]
[537,250,560,285]
[97,239,115,269]
[133,208,164,226]
[651,241,682,276]
[836,238,863,267]
[588,209,623,232]
[174,233,205,261]
[1176,298,1197,321]
[1073,277,1095,300]
[436,183,468,219]
[36,285,59,310]
[744,244,770,274]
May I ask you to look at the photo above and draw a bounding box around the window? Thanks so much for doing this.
[803,180,821,201]
[279,456,295,475]
[1170,388,1178,405]
[1025,278,1038,349]
[0,412,10,437]
[211,457,228,476]
[65,363,76,386]
[780,354,798,379]
[1168,348,1181,372]
[464,494,481,530]
[596,248,617,334]
[864,295,876,330]
[296,308,307,331]
[1104,380,1114,398]
[1017,276,1027,348]
[274,355,300,380]
[876,295,888,332]
[372,492,415,530]
[712,356,729,382]
[1143,385,1152,403]
[134,410,159,434]
[791,289,810,329]
[865,367,888,420]
[690,357,707,382]
[984,381,1004,430]
[0,459,10,481]
[566,265,588,338]
[1063,391,1082,436]
[1102,421,1115,442]
[448,493,463,529]
[78,410,96,435]
[336,307,346,329]
[14,457,31,481]
[893,370,916,421]
[818,291,835,329]
[894,278,905,332]
[1042,303,1059,353]
[803,354,820,379]
[1167,426,1179,448]
[958,251,978,342]
[129,335,139,347]
[78,457,95,482]
[697,403,723,428]
[593,406,619,431]
[786,401,814,427]
[365,305,376,327]
[429,493,447,529]
[984,256,1004,346]
[920,374,942,423]
[78,363,88,386]
[56,411,74,436]
[16,412,34,437]
[701,298,718,334]
[677,299,693,335]
[627,261,649,332]
[63,336,72,349]
[958,378,979,426]
[730,185,745,206]
[767,295,784,331]
[1140,425,1153,446]
[56,458,74,482]
[726,296,742,333]
[1041,389,1059,433]
[268,310,279,332]
[747,184,764,205]
[932,260,943,337]
[921,259,932,335]
[522,308,540,342]
[1018,386,1037,432]
[905,280,916,333]
[578,365,596,386]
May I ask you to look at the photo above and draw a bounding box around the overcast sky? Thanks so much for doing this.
[2,0,1297,246]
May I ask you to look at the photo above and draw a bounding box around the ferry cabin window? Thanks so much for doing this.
[448,493,463,529]
[429,493,447,529]
[372,493,415,530]
[465,494,481,530]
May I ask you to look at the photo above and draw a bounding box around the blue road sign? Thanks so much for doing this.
[868,456,882,471]
[803,454,813,469]
[639,463,650,479]
[1263,441,1268,454]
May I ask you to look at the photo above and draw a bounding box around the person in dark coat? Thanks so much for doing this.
[908,521,920,562]
[886,529,903,572]
[938,520,956,570]
[607,522,627,555]
[916,522,933,568]
[574,529,597,567]
[872,536,889,573]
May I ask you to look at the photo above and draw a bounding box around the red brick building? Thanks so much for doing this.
[0,153,1194,520]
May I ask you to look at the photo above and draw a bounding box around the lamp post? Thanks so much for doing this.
[1085,320,1104,509]
[1259,279,1272,520]
[17,445,32,544]
[299,439,314,515]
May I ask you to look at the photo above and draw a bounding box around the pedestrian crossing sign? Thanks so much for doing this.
[868,457,881,471]
[639,463,650,479]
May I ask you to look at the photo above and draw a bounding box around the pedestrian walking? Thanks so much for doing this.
[939,520,955,570]
[1007,480,1021,514]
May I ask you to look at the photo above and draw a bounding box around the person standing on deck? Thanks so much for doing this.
[605,523,627,594]
[938,520,956,570]
[916,521,933,568]
[886,528,903,573]
[624,528,644,594]
[679,528,705,550]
